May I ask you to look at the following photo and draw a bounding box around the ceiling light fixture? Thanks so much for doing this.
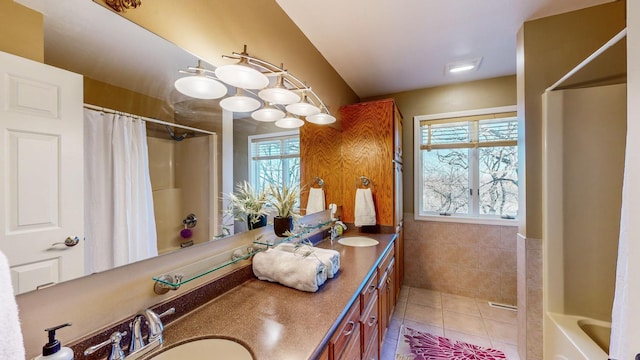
[446,57,483,74]
[175,45,335,129]
[174,61,228,99]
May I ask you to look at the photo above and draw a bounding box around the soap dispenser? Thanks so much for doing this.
[34,323,74,360]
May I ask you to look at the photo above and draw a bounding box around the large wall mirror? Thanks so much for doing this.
[5,0,298,294]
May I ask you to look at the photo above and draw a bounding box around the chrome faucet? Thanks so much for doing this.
[128,308,175,359]
[84,307,175,360]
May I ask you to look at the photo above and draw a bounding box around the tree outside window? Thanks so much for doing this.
[417,109,518,219]
[249,132,300,204]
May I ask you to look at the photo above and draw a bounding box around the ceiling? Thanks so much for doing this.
[275,0,615,98]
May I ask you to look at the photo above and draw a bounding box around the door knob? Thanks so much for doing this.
[52,236,80,247]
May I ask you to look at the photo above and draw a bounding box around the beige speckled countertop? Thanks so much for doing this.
[149,232,395,360]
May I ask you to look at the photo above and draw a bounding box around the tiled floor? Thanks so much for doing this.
[380,286,520,359]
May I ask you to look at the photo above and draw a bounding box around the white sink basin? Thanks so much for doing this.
[151,338,253,360]
[338,236,379,247]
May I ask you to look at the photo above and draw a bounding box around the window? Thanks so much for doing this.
[249,131,300,197]
[414,107,518,221]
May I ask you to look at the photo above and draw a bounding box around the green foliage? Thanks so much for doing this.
[267,182,301,218]
[225,181,269,225]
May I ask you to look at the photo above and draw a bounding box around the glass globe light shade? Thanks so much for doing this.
[174,76,228,99]
[306,112,336,125]
[258,87,300,105]
[220,95,261,112]
[251,107,285,122]
[286,98,321,116]
[275,116,305,129]
[214,64,269,89]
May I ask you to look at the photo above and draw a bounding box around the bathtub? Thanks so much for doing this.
[545,312,611,360]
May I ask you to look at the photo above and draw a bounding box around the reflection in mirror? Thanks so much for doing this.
[5,0,242,294]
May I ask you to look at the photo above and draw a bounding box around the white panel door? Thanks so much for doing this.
[0,50,84,294]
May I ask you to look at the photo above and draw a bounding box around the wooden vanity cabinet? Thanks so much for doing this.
[360,271,379,360]
[330,297,361,360]
[378,246,397,348]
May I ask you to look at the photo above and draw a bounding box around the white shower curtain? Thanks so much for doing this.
[84,109,158,274]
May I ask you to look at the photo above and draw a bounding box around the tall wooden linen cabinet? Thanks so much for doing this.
[339,98,404,301]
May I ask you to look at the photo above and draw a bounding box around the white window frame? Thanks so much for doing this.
[413,105,518,225]
[247,130,300,193]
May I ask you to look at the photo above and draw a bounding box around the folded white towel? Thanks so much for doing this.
[354,188,376,226]
[275,243,340,278]
[252,249,328,292]
[306,188,325,214]
[0,251,25,360]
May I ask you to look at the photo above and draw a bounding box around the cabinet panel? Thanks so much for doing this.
[361,293,379,353]
[331,298,360,360]
[340,99,395,225]
[360,271,378,313]
[341,327,361,360]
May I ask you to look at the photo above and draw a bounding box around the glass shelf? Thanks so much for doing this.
[152,219,333,291]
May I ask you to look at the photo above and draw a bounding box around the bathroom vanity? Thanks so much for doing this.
[71,231,398,360]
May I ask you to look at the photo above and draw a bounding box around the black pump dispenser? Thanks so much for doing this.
[42,323,71,356]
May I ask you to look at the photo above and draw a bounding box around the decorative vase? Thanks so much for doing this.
[248,214,267,230]
[273,216,293,237]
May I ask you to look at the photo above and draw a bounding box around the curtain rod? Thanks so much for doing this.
[83,104,217,136]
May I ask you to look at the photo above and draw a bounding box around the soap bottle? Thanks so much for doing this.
[34,323,74,360]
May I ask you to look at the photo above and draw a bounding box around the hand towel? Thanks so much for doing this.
[354,188,376,226]
[252,249,328,292]
[306,187,325,214]
[0,251,25,360]
[275,243,340,278]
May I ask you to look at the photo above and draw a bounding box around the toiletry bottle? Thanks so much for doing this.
[34,323,74,360]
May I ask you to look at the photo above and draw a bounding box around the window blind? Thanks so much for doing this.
[420,112,517,151]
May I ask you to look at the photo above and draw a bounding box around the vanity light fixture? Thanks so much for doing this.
[285,93,321,117]
[275,114,305,129]
[214,47,270,89]
[219,88,261,112]
[258,75,300,105]
[306,111,337,125]
[251,103,286,122]
[176,45,335,129]
[446,57,483,74]
[174,61,228,100]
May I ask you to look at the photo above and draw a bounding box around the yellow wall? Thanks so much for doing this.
[84,77,175,123]
[0,0,43,61]
[366,75,517,214]
[520,1,626,238]
[561,84,626,320]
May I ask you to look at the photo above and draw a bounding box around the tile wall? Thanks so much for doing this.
[403,215,518,305]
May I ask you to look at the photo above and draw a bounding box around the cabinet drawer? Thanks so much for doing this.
[360,271,378,313]
[361,292,379,348]
[362,325,379,360]
[331,298,361,359]
[341,326,361,360]
[377,246,394,283]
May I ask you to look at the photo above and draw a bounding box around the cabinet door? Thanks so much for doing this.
[341,327,361,360]
[378,270,390,344]
[331,298,361,359]
[0,50,84,294]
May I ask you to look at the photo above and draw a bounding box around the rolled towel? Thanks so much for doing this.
[252,249,328,292]
[0,251,25,360]
[275,243,340,278]
[354,188,376,226]
[306,187,325,214]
